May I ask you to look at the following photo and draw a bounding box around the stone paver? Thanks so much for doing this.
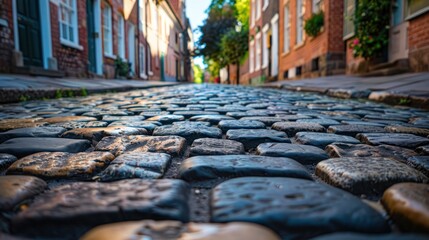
[11,179,189,238]
[218,120,266,132]
[95,135,186,156]
[179,155,311,181]
[0,153,17,171]
[0,176,47,211]
[211,177,389,239]
[327,124,387,137]
[382,183,429,233]
[153,124,222,143]
[357,133,429,149]
[81,221,280,240]
[312,233,429,240]
[1,84,429,239]
[190,138,245,156]
[0,127,66,143]
[256,143,328,164]
[0,137,91,158]
[62,126,148,141]
[272,122,325,136]
[7,152,114,180]
[99,152,171,181]
[326,143,418,160]
[226,129,290,150]
[294,132,360,148]
[316,157,428,195]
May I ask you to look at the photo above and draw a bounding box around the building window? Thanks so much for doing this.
[59,0,78,45]
[256,0,261,19]
[139,44,146,78]
[311,57,319,71]
[147,45,152,75]
[139,0,145,33]
[251,0,255,27]
[118,14,125,59]
[405,0,429,19]
[312,0,322,13]
[250,40,255,72]
[283,4,290,53]
[343,0,355,39]
[255,33,261,70]
[263,0,269,11]
[103,3,113,55]
[296,66,302,76]
[296,0,304,44]
[262,26,269,68]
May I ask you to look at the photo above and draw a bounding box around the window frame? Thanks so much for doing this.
[343,0,356,40]
[59,0,79,47]
[263,0,269,11]
[262,25,269,68]
[255,33,261,70]
[103,3,114,56]
[405,0,429,20]
[296,0,305,45]
[283,3,290,53]
[249,40,255,73]
[117,14,125,59]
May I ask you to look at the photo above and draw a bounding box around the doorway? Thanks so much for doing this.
[128,23,135,75]
[16,0,43,67]
[87,0,97,73]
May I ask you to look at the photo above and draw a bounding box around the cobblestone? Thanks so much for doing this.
[0,84,429,239]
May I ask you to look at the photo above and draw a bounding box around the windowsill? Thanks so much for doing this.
[60,40,83,50]
[343,32,355,41]
[281,50,291,57]
[294,42,305,50]
[405,6,429,21]
[262,5,268,11]
[104,53,117,60]
[148,71,153,76]
[140,73,148,79]
[0,18,8,27]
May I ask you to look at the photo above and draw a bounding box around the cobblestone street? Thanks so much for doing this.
[0,84,428,239]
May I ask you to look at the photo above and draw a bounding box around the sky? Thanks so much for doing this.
[186,0,211,68]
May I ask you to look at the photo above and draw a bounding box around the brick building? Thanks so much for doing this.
[344,0,429,73]
[0,0,192,81]
[277,0,345,80]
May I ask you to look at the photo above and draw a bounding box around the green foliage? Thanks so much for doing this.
[81,88,88,96]
[235,0,250,29]
[66,90,74,97]
[114,57,130,77]
[221,28,249,65]
[304,11,324,37]
[193,64,204,84]
[55,89,63,99]
[19,95,28,102]
[350,0,391,60]
[399,98,411,105]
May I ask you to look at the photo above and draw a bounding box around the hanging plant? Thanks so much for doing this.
[304,11,324,38]
[349,0,391,60]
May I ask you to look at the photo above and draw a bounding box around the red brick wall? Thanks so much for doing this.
[278,0,344,80]
[408,12,429,72]
[0,0,14,73]
[248,1,263,81]
[51,1,88,77]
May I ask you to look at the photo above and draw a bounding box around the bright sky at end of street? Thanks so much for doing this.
[186,0,211,69]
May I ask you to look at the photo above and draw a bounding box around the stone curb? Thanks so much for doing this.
[0,83,180,104]
[262,85,429,110]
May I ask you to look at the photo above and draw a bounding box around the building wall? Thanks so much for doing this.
[408,12,429,72]
[249,0,264,84]
[50,1,88,77]
[278,0,345,80]
[0,0,14,73]
[0,0,191,81]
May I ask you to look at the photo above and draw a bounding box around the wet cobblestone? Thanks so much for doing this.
[0,84,428,239]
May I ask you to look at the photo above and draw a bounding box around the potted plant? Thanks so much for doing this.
[304,11,324,38]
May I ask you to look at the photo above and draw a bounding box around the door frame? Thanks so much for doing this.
[127,23,135,75]
[87,0,103,75]
[12,0,52,69]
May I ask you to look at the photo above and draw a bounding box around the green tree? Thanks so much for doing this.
[193,64,204,84]
[220,28,249,85]
[235,0,250,29]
